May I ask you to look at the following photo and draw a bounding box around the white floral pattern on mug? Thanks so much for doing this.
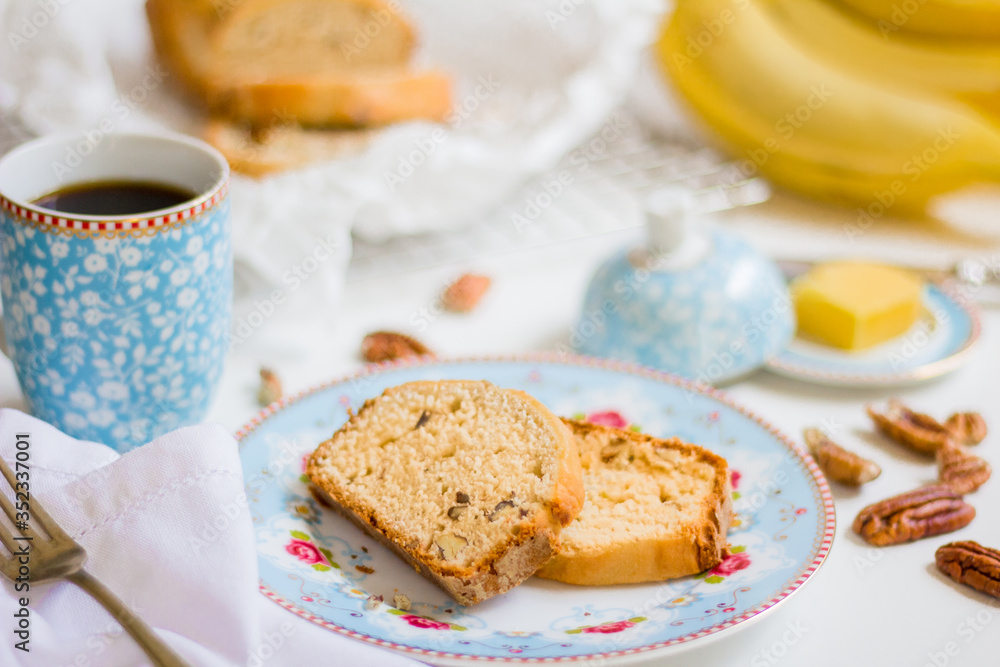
[0,202,231,449]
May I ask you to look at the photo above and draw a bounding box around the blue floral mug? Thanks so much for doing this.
[0,133,231,451]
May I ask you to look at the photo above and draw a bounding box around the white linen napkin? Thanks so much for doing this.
[0,409,419,667]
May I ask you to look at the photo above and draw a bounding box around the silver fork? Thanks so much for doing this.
[0,456,190,666]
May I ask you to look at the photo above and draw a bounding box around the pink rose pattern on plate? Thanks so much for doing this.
[712,551,751,577]
[566,617,647,635]
[285,530,339,572]
[402,615,452,631]
[583,620,635,634]
[297,453,312,484]
[572,409,643,432]
[698,546,751,584]
[386,608,467,631]
[585,410,629,429]
[286,538,326,565]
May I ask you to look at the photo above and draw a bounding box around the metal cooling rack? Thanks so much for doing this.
[347,110,769,283]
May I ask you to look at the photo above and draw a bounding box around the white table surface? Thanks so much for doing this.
[3,191,1000,666]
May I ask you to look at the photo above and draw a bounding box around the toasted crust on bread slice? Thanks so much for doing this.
[207,69,452,127]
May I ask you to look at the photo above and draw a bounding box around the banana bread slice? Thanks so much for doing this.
[207,0,416,77]
[535,419,732,586]
[306,381,584,605]
[147,0,415,94]
[147,0,450,127]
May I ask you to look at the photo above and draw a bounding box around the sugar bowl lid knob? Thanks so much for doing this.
[645,187,711,269]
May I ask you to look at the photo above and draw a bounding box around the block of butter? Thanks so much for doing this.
[791,260,924,350]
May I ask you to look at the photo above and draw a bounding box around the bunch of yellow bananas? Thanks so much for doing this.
[656,0,1000,222]
[837,0,1000,39]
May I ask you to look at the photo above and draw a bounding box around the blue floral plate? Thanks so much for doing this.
[766,282,980,387]
[237,356,835,665]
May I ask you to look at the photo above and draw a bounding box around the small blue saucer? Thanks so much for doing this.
[766,282,980,386]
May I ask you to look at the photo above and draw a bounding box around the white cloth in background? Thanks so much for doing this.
[0,409,420,667]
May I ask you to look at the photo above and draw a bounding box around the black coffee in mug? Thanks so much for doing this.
[32,179,196,216]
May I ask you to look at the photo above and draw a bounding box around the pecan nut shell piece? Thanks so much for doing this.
[944,412,988,446]
[937,445,992,495]
[442,274,492,313]
[257,367,283,406]
[935,541,1000,599]
[852,484,975,546]
[361,331,433,363]
[867,399,953,455]
[804,428,880,486]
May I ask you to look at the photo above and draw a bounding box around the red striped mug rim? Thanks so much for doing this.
[0,132,229,231]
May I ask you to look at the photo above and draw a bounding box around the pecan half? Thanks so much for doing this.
[804,428,881,486]
[435,533,468,560]
[852,485,975,546]
[414,410,433,429]
[448,490,472,520]
[257,367,283,406]
[361,331,432,363]
[944,412,987,446]
[600,437,630,463]
[488,499,518,522]
[935,541,1000,599]
[867,400,953,455]
[938,445,991,495]
[442,274,491,313]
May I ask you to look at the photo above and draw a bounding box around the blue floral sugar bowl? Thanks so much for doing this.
[573,190,794,385]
